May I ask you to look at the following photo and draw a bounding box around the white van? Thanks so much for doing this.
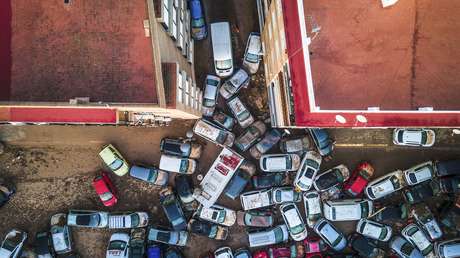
[211,22,233,78]
[323,199,373,221]
[159,154,197,174]
[247,224,289,247]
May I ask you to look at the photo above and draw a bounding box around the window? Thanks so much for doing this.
[158,0,170,30]
[177,70,183,103]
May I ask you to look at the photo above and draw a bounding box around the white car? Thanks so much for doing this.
[365,170,406,200]
[259,154,301,173]
[67,210,109,228]
[219,69,250,99]
[280,203,308,241]
[0,229,27,258]
[404,161,435,186]
[356,219,392,242]
[393,129,435,147]
[303,191,322,228]
[390,236,424,258]
[243,32,262,74]
[196,205,236,227]
[411,205,443,241]
[214,246,233,258]
[159,155,197,174]
[402,224,434,257]
[323,199,373,221]
[313,219,347,252]
[108,212,149,229]
[294,151,322,191]
[247,225,289,248]
[240,189,274,210]
[227,96,254,128]
[202,75,221,117]
[106,233,129,258]
[50,213,73,255]
[193,119,235,147]
[272,187,301,204]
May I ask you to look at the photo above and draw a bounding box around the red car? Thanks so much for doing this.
[269,247,291,258]
[253,250,269,258]
[306,254,326,258]
[343,162,374,197]
[92,172,118,206]
[303,236,327,254]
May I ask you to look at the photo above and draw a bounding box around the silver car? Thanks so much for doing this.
[403,161,435,186]
[435,238,460,258]
[202,75,221,117]
[393,129,435,147]
[259,154,301,172]
[390,236,423,258]
[294,151,322,191]
[67,210,109,228]
[50,213,73,255]
[303,191,322,228]
[219,69,250,99]
[227,96,254,128]
[313,218,347,252]
[242,32,262,74]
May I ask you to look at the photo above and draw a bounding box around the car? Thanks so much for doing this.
[189,0,207,40]
[159,155,197,174]
[215,247,233,258]
[175,175,198,211]
[0,179,15,209]
[236,210,273,228]
[0,229,27,258]
[252,250,269,258]
[280,136,311,154]
[219,69,250,99]
[34,231,55,258]
[323,199,373,221]
[147,228,188,246]
[373,204,409,224]
[50,213,72,255]
[240,189,274,210]
[227,96,255,128]
[303,191,322,228]
[280,203,308,241]
[93,172,118,207]
[313,164,350,192]
[308,128,334,157]
[193,119,235,147]
[393,129,435,147]
[343,162,374,197]
[147,245,161,258]
[159,187,187,231]
[435,238,460,258]
[411,205,443,241]
[365,170,406,200]
[403,180,440,204]
[160,137,202,159]
[242,32,262,74]
[128,229,145,258]
[129,165,169,187]
[225,160,256,199]
[247,224,289,248]
[234,248,251,258]
[272,187,301,204]
[435,160,460,177]
[234,121,266,152]
[294,151,322,191]
[349,234,385,258]
[108,212,149,229]
[188,219,228,240]
[402,224,434,257]
[249,129,282,159]
[67,210,109,228]
[165,247,184,258]
[202,75,221,116]
[303,236,328,254]
[439,176,460,194]
[196,204,236,227]
[99,144,130,176]
[404,161,435,186]
[212,110,236,131]
[106,233,129,258]
[356,219,392,241]
[211,22,233,77]
[439,198,460,232]
[390,236,424,258]
[259,154,301,173]
[268,246,291,258]
[313,218,347,252]
[252,173,288,189]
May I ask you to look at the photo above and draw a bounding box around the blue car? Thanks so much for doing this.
[147,245,161,258]
[159,187,187,231]
[189,0,207,40]
[224,161,256,199]
[308,128,334,157]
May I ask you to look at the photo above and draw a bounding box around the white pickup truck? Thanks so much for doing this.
[108,212,149,229]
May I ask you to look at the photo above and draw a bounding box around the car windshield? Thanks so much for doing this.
[179,160,188,173]
[400,242,415,255]
[109,240,126,251]
[420,131,428,144]
[130,214,140,226]
[331,235,343,247]
[76,214,98,226]
[290,224,305,235]
[216,59,232,70]
[316,170,341,189]
[306,159,320,170]
[109,159,123,171]
[237,110,250,121]
[203,98,216,107]
[192,18,205,28]
[156,231,171,243]
[100,192,113,202]
[273,227,285,242]
[2,240,16,252]
[245,53,259,63]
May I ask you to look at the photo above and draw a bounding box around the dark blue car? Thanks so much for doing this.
[189,0,207,40]
[159,187,187,231]
[224,161,256,199]
[309,128,334,157]
[147,245,161,258]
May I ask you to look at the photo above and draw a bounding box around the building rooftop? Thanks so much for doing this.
[2,0,157,104]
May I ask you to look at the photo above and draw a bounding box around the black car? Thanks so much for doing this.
[129,228,146,258]
[308,128,334,157]
[349,234,385,258]
[175,175,198,211]
[0,179,15,208]
[188,219,228,240]
[225,161,256,199]
[439,176,460,194]
[435,160,460,177]
[404,180,440,204]
[252,173,288,189]
[159,187,187,231]
[439,198,460,232]
[35,231,55,258]
[374,204,409,224]
[165,247,184,258]
[160,138,202,159]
